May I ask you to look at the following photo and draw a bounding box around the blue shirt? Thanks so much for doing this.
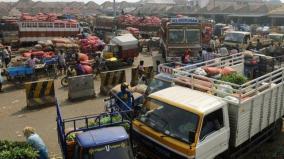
[117,90,132,109]
[27,133,47,151]
[76,63,85,75]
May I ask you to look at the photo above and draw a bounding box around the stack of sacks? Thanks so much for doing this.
[202,66,236,76]
[118,14,140,26]
[118,14,161,26]
[140,16,161,26]
[21,13,62,22]
[80,36,105,53]
[22,50,55,59]
[78,54,93,74]
[126,27,140,36]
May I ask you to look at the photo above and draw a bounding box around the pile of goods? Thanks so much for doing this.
[21,13,58,21]
[0,140,38,159]
[197,66,247,84]
[20,13,77,23]
[140,16,161,26]
[175,66,247,94]
[126,27,140,37]
[80,36,105,53]
[22,50,54,59]
[118,14,161,26]
[52,38,78,48]
[118,14,140,26]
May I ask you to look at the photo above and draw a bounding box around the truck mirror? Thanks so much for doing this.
[188,131,196,143]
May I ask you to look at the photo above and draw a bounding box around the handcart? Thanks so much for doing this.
[6,66,35,86]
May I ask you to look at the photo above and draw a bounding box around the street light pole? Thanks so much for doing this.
[113,0,117,18]
[113,0,117,35]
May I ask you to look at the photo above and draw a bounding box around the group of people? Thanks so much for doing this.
[0,46,12,68]
[181,36,230,64]
[182,46,239,64]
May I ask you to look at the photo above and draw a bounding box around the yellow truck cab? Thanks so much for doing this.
[132,86,230,159]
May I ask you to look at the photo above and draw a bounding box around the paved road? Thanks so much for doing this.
[0,54,283,158]
[0,54,154,158]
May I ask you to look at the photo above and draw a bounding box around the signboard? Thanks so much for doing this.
[158,65,174,75]
[170,18,199,24]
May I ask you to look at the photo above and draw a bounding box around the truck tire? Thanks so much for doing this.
[61,77,68,87]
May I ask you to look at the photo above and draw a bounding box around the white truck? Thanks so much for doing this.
[224,31,272,50]
[269,33,284,44]
[132,53,284,159]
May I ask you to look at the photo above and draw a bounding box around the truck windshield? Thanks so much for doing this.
[145,79,172,95]
[186,29,200,44]
[224,33,245,43]
[168,29,184,44]
[88,141,133,159]
[269,35,282,43]
[139,98,199,144]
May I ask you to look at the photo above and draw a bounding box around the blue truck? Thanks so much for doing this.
[56,93,135,159]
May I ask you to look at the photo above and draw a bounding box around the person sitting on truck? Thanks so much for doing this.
[23,127,48,159]
[183,49,191,64]
[210,37,216,52]
[117,82,133,109]
[202,48,215,61]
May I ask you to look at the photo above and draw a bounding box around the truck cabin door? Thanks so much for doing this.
[195,108,229,159]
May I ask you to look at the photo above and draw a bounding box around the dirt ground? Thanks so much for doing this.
[0,54,283,158]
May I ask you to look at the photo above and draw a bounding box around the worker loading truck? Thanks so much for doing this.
[132,53,284,159]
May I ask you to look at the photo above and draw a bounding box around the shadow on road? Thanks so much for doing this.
[11,107,42,116]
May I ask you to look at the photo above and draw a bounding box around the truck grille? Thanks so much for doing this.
[132,129,187,159]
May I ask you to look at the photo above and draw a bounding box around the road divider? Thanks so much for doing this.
[100,70,126,95]
[25,80,56,108]
[68,74,95,101]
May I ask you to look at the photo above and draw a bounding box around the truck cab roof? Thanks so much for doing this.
[226,31,251,35]
[76,126,129,148]
[269,33,284,36]
[149,86,226,115]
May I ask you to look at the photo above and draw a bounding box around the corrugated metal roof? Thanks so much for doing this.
[268,5,284,16]
[143,0,176,5]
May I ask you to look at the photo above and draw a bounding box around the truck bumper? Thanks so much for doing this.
[132,129,189,159]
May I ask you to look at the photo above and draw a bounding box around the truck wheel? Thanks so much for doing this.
[61,77,68,87]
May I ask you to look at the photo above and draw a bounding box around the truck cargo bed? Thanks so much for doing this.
[173,53,284,147]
